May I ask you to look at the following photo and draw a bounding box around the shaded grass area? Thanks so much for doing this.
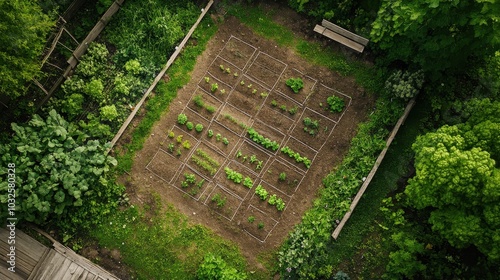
[115,18,217,173]
[331,98,429,277]
[91,196,248,279]
[228,4,384,94]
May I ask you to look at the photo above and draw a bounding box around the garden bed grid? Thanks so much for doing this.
[145,36,352,242]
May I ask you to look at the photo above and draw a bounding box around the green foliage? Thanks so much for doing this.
[286,77,304,93]
[211,83,219,92]
[186,122,194,131]
[385,232,426,278]
[191,149,220,176]
[371,0,500,79]
[195,123,204,133]
[0,0,54,98]
[247,128,280,151]
[242,177,253,189]
[255,185,268,201]
[85,79,105,101]
[105,0,199,69]
[124,59,142,75]
[178,113,188,125]
[60,93,84,119]
[0,110,123,233]
[385,70,424,100]
[224,167,243,184]
[207,129,214,138]
[281,146,311,169]
[279,172,287,182]
[100,105,118,121]
[211,193,226,208]
[197,253,247,280]
[406,98,500,260]
[247,216,255,223]
[78,43,109,78]
[326,95,346,113]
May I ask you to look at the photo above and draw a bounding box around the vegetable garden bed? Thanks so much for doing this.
[124,15,375,267]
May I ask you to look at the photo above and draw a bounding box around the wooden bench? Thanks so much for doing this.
[314,19,369,53]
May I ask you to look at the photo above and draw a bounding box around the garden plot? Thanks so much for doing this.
[187,88,224,121]
[205,184,244,221]
[218,36,257,70]
[162,125,198,162]
[198,72,232,102]
[216,104,253,136]
[240,205,279,242]
[231,140,272,176]
[205,121,241,156]
[187,142,226,179]
[216,160,257,199]
[173,165,210,200]
[146,149,183,184]
[264,91,303,121]
[307,83,352,123]
[290,108,337,151]
[139,32,367,245]
[262,159,304,196]
[276,68,317,105]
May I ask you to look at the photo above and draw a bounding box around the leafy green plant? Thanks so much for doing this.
[281,146,311,168]
[100,105,118,121]
[168,143,175,153]
[271,100,278,107]
[258,222,264,229]
[184,173,196,184]
[289,106,298,115]
[255,185,268,200]
[204,76,210,83]
[193,94,204,107]
[176,135,183,143]
[243,177,253,188]
[186,122,194,130]
[248,216,255,223]
[224,167,243,184]
[0,110,123,233]
[211,83,219,92]
[177,113,188,125]
[182,140,191,150]
[286,77,304,93]
[207,129,213,138]
[279,172,287,182]
[268,194,278,206]
[191,149,220,176]
[236,150,242,158]
[211,193,226,208]
[168,130,175,138]
[216,133,222,141]
[206,105,215,113]
[276,197,285,211]
[327,95,345,113]
[195,123,204,132]
[222,138,229,145]
[247,128,280,151]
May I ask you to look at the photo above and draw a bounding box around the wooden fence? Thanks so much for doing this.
[332,98,416,239]
[108,0,215,151]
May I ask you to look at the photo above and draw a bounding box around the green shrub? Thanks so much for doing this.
[85,79,105,101]
[177,113,188,125]
[195,123,204,132]
[207,129,214,138]
[124,59,142,75]
[186,122,194,130]
[61,93,84,118]
[385,70,424,100]
[286,77,304,93]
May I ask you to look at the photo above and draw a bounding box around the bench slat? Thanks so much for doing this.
[321,19,369,46]
[313,24,364,53]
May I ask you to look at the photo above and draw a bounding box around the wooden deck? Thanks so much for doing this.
[314,19,369,53]
[0,228,119,280]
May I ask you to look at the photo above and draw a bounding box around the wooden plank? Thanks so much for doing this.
[322,19,369,46]
[332,98,416,239]
[108,0,215,151]
[313,24,326,34]
[0,265,25,280]
[322,28,364,53]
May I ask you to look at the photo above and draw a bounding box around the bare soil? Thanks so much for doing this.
[105,3,375,275]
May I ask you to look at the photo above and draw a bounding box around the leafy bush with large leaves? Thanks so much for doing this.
[0,110,124,232]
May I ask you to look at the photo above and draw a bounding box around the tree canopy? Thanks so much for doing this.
[0,0,54,98]
[405,98,500,260]
[371,0,500,79]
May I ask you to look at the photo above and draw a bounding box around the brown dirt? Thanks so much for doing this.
[110,3,375,275]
